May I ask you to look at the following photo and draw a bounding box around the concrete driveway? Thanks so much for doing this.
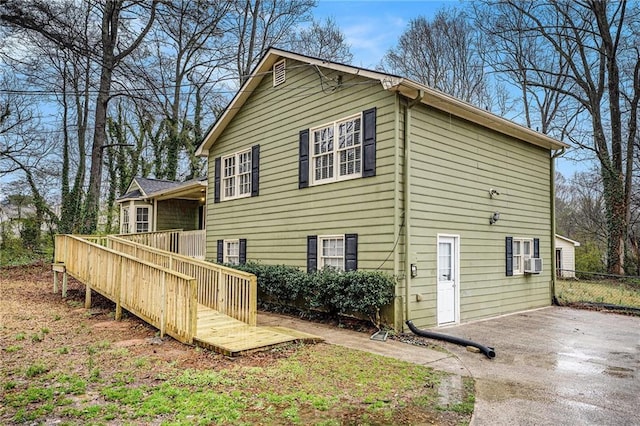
[429,307,640,425]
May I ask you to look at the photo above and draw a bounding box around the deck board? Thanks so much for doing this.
[195,304,323,356]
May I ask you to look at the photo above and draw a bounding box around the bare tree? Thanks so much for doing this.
[290,17,353,63]
[474,3,574,135]
[0,78,36,176]
[129,0,231,181]
[1,0,158,233]
[475,1,640,275]
[229,0,316,85]
[380,9,492,107]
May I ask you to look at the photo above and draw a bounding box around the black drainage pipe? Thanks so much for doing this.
[406,320,496,359]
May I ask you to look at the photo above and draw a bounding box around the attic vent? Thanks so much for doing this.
[273,59,286,86]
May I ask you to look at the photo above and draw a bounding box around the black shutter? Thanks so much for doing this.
[299,129,309,189]
[533,238,540,258]
[362,107,376,177]
[506,236,513,276]
[239,238,247,265]
[307,235,317,272]
[214,157,221,203]
[345,233,358,271]
[251,145,260,197]
[216,239,223,263]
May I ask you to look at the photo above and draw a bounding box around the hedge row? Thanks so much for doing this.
[232,262,395,326]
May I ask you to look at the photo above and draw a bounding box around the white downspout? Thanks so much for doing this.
[404,90,425,326]
[550,147,565,302]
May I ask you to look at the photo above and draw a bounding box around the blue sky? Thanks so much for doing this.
[314,0,458,69]
[312,0,584,177]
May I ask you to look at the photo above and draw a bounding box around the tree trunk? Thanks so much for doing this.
[82,58,113,233]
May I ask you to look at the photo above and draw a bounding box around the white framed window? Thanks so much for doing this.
[222,149,252,201]
[513,238,532,275]
[121,207,130,233]
[318,235,345,270]
[273,59,286,86]
[311,114,362,185]
[224,239,240,265]
[135,206,150,233]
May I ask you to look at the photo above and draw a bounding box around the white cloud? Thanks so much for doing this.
[341,16,407,68]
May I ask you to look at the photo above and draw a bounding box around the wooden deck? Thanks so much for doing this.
[54,234,322,356]
[195,305,323,356]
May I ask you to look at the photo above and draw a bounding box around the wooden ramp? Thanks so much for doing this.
[195,305,323,356]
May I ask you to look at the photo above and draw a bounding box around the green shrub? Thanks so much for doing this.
[575,241,606,278]
[235,262,306,304]
[232,262,395,327]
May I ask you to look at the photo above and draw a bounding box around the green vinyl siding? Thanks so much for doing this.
[206,59,399,276]
[406,104,552,327]
[156,199,199,231]
[204,54,556,330]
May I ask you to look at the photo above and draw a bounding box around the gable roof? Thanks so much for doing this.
[196,48,568,156]
[117,177,207,202]
[555,234,581,247]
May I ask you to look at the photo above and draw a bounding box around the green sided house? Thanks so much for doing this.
[195,48,568,330]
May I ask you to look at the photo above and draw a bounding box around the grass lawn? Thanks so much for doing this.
[0,263,473,425]
[556,279,640,308]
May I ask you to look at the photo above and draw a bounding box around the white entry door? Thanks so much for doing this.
[437,236,459,325]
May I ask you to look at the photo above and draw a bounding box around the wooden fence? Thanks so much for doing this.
[107,235,257,326]
[54,234,198,344]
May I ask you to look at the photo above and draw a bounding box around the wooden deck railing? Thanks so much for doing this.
[107,235,257,326]
[117,229,205,260]
[54,234,198,344]
[178,230,206,259]
[116,229,180,252]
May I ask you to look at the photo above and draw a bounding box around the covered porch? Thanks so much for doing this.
[116,177,207,242]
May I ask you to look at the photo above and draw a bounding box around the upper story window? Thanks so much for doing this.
[214,145,259,203]
[222,149,252,201]
[136,206,150,233]
[311,114,362,185]
[299,108,376,189]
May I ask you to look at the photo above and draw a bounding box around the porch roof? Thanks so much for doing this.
[117,177,207,203]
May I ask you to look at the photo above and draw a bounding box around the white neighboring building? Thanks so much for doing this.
[555,234,581,278]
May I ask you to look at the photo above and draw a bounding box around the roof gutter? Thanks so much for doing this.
[387,80,568,151]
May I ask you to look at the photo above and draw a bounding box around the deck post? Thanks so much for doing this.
[217,269,226,314]
[85,285,92,308]
[62,271,68,298]
[189,278,197,344]
[52,264,67,295]
[115,256,123,321]
[160,273,166,338]
[249,275,258,326]
[53,270,58,293]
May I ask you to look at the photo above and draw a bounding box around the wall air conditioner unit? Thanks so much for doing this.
[524,257,543,274]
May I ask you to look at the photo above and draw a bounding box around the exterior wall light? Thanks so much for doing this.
[489,211,500,225]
